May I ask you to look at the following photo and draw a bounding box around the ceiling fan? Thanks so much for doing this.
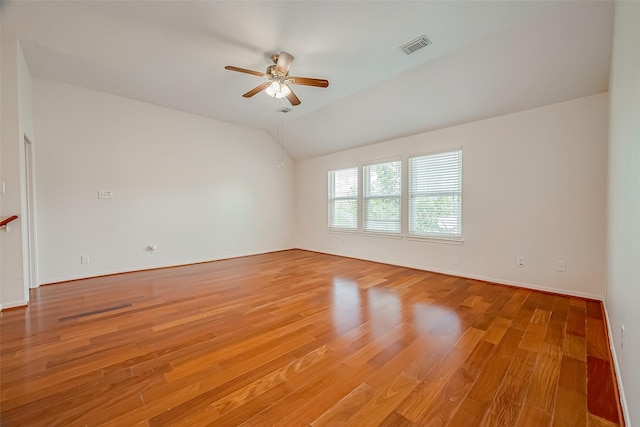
[225,52,329,106]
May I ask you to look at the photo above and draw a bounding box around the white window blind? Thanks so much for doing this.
[363,160,401,233]
[328,167,358,230]
[409,150,462,238]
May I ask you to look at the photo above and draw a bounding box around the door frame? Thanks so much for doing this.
[23,134,39,289]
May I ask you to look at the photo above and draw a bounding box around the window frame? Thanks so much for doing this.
[325,148,463,244]
[407,148,463,241]
[327,167,359,232]
[362,157,402,236]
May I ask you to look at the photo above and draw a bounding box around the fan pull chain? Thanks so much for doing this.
[276,104,281,167]
[279,108,285,168]
[276,99,285,168]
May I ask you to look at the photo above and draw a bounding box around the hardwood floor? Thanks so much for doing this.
[0,250,623,426]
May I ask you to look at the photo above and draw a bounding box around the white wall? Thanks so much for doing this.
[296,93,608,299]
[33,78,294,283]
[606,1,640,424]
[0,36,34,309]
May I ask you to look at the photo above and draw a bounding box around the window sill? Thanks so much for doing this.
[405,235,464,245]
[327,228,359,235]
[360,231,403,240]
[326,229,463,244]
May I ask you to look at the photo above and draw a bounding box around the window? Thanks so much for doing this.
[409,150,462,238]
[328,167,358,230]
[363,159,401,233]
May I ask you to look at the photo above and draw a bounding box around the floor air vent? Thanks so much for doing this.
[399,35,431,55]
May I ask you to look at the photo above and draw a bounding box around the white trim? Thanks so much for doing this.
[406,144,464,161]
[327,228,358,235]
[0,298,29,311]
[602,303,630,426]
[362,158,402,235]
[327,167,359,230]
[405,235,465,245]
[360,231,403,240]
[408,149,463,241]
[23,134,40,289]
[38,248,295,285]
[447,270,603,301]
[362,154,402,167]
[295,246,604,301]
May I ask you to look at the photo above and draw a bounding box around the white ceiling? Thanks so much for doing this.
[1,1,613,159]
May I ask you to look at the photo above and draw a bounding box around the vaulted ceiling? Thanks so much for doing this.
[1,1,613,159]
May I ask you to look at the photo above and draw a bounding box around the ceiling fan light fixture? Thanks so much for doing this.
[265,80,291,99]
[226,51,328,106]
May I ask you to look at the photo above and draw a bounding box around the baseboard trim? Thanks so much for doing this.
[602,302,630,426]
[0,298,29,312]
[40,248,296,286]
[38,247,603,301]
[296,246,604,301]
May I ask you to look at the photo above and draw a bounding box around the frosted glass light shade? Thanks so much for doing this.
[265,81,291,98]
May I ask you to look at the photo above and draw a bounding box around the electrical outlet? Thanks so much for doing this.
[453,257,461,266]
[517,256,525,267]
[98,190,113,199]
[81,255,90,264]
[148,244,157,254]
[621,324,625,349]
[556,260,567,272]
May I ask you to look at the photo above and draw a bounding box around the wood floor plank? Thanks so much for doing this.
[587,356,619,424]
[447,397,488,427]
[544,299,569,347]
[414,340,495,426]
[483,317,512,344]
[480,340,537,426]
[567,304,587,337]
[564,333,587,362]
[402,335,451,382]
[0,250,623,426]
[240,363,346,426]
[586,317,610,360]
[395,347,469,422]
[365,335,430,390]
[527,344,563,413]
[520,308,551,352]
[588,413,621,427]
[206,381,293,427]
[480,373,530,427]
[465,328,523,405]
[454,326,485,353]
[554,388,587,426]
[348,374,418,426]
[517,403,552,427]
[269,362,374,426]
[186,345,325,424]
[379,411,415,427]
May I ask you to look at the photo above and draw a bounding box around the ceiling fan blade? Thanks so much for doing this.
[225,66,265,77]
[286,76,329,88]
[275,51,294,76]
[286,88,301,106]
[243,82,271,98]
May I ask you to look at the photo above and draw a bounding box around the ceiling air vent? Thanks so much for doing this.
[399,35,431,55]
[277,107,292,113]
